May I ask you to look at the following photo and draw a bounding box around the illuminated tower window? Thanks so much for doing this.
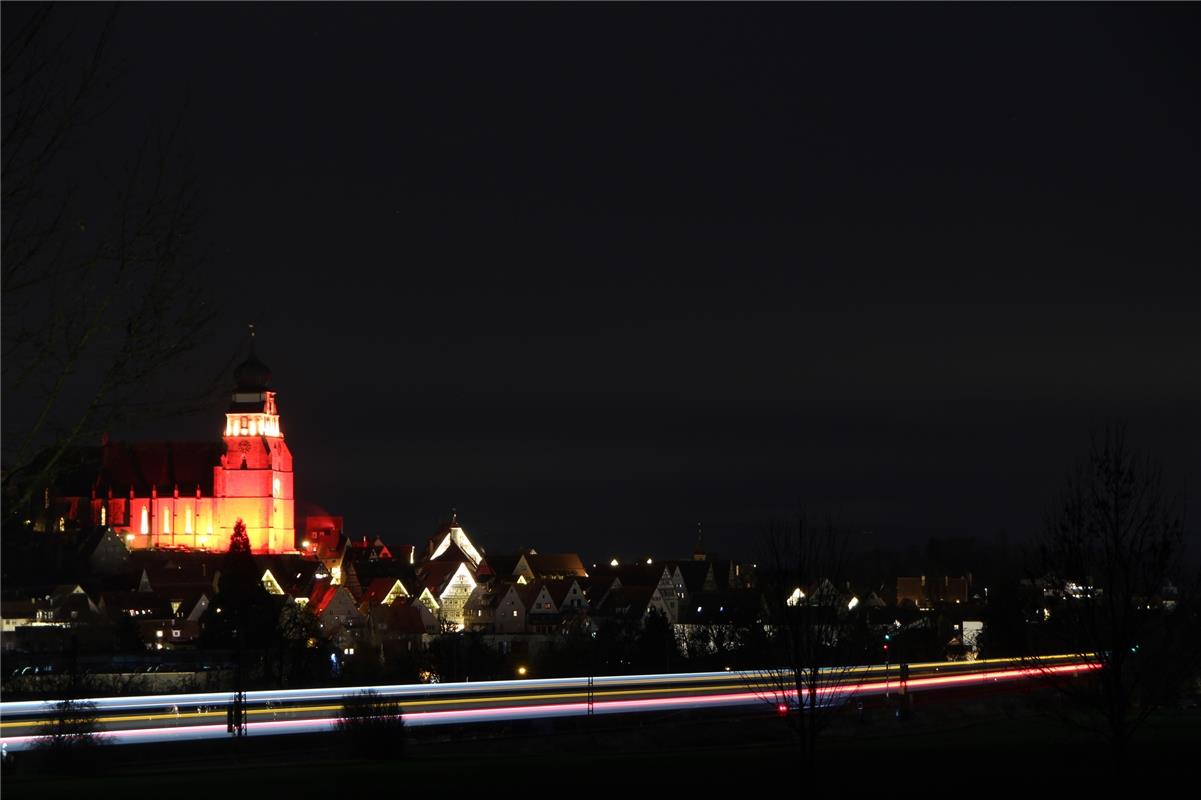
[140,506,149,534]
[163,508,171,534]
[100,505,107,526]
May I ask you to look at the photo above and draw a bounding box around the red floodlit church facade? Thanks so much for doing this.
[73,341,295,554]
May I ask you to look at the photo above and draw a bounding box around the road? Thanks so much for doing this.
[0,654,1095,752]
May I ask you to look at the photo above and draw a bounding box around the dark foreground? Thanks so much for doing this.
[4,691,1197,795]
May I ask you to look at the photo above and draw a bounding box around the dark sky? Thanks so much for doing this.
[4,3,1199,562]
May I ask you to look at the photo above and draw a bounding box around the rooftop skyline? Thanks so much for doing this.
[3,3,1198,560]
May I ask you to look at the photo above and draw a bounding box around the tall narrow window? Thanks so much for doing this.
[100,505,107,526]
[240,416,248,434]
[140,506,149,534]
[163,508,171,534]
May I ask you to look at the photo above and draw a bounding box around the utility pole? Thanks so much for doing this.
[228,622,247,738]
[587,625,596,717]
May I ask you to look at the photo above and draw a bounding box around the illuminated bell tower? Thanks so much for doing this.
[213,331,295,553]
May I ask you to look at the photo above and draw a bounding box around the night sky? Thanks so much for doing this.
[4,3,1199,562]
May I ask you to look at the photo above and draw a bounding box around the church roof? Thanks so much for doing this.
[96,440,224,496]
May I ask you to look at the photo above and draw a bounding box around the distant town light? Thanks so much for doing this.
[787,588,805,607]
[847,596,859,611]
[645,558,653,565]
[610,558,619,567]
[517,666,528,676]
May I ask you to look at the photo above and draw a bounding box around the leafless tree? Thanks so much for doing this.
[1030,425,1200,775]
[747,516,871,768]
[2,4,221,523]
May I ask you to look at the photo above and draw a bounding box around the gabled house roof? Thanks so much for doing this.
[308,580,362,619]
[359,577,409,611]
[422,512,484,568]
[517,553,588,580]
[418,559,476,598]
[524,582,558,614]
[545,579,583,607]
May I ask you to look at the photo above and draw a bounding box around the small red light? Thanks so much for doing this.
[777,704,788,714]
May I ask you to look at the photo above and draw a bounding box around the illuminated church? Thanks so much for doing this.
[51,340,295,554]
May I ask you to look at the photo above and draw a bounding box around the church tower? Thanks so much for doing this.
[213,332,295,553]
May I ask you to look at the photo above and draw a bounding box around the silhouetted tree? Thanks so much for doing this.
[2,4,216,526]
[749,517,871,768]
[634,609,678,673]
[200,520,276,652]
[1031,426,1201,776]
[274,600,331,686]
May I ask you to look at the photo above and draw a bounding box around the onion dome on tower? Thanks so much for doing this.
[228,325,278,417]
